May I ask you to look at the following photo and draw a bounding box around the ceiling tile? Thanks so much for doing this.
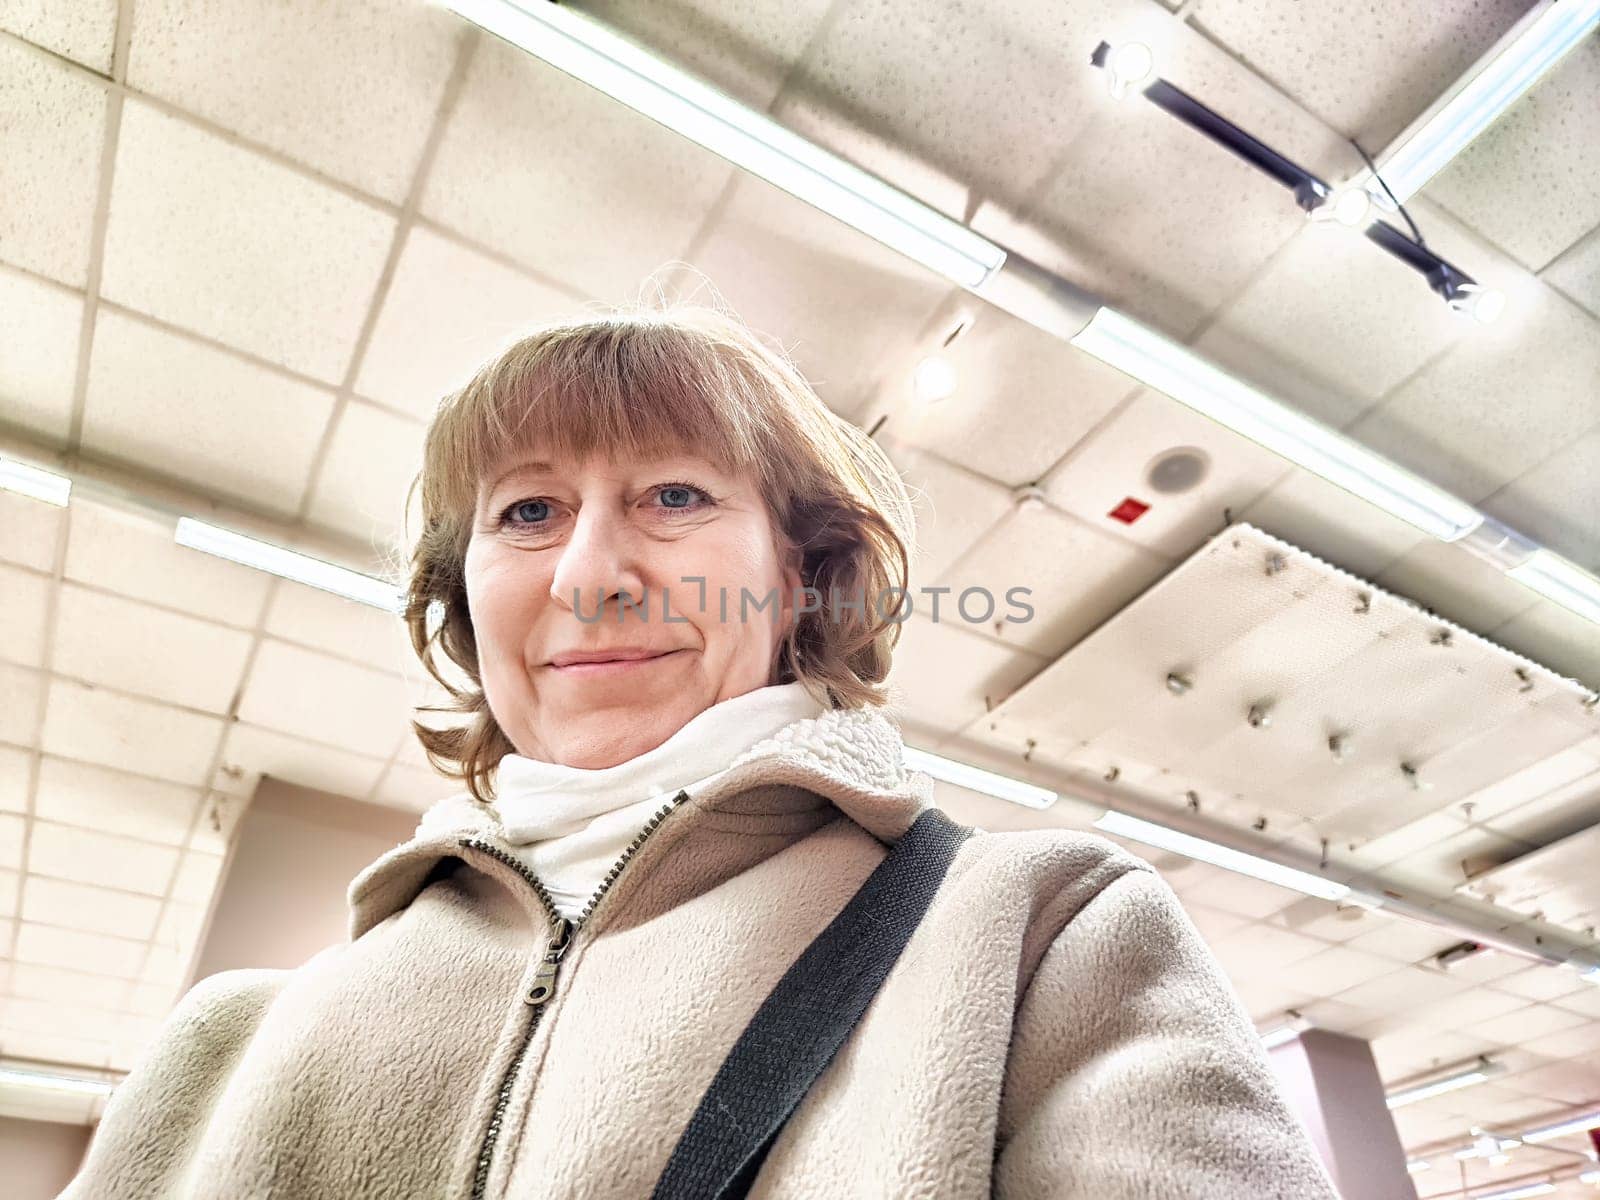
[678,174,950,421]
[887,614,1047,736]
[81,308,336,514]
[573,0,833,112]
[1493,964,1590,1004]
[1188,0,1529,149]
[1544,223,1600,319]
[1039,389,1290,557]
[1193,223,1476,430]
[303,400,424,548]
[777,0,1132,222]
[8,961,130,1008]
[64,498,272,627]
[219,722,388,799]
[969,11,1355,338]
[139,944,184,987]
[13,920,147,979]
[1480,426,1600,573]
[423,35,731,302]
[0,0,118,71]
[1186,870,1301,921]
[0,811,21,869]
[20,875,162,941]
[50,583,254,713]
[936,504,1172,659]
[0,743,27,813]
[125,0,461,204]
[1550,986,1600,1021]
[264,581,411,672]
[880,438,1014,591]
[1426,36,1600,270]
[34,755,201,847]
[0,490,64,573]
[1236,468,1426,582]
[357,225,577,422]
[0,264,83,442]
[1463,1002,1590,1046]
[40,677,224,786]
[1523,1020,1600,1062]
[1349,283,1600,504]
[1179,901,1250,948]
[1344,921,1465,966]
[1286,944,1402,994]
[0,41,105,287]
[238,638,411,758]
[865,307,1137,487]
[100,99,397,383]
[27,820,180,896]
[126,981,178,1018]
[0,563,50,668]
[1267,896,1377,944]
[1209,923,1331,979]
[0,662,43,748]
[1335,963,1471,1012]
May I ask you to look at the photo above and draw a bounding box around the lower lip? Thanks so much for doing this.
[548,651,684,677]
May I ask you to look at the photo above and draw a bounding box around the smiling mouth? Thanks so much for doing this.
[545,649,686,675]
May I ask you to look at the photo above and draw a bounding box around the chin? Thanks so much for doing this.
[544,706,695,769]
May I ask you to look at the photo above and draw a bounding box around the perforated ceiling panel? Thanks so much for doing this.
[985,524,1600,847]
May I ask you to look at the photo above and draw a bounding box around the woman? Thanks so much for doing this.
[65,307,1334,1198]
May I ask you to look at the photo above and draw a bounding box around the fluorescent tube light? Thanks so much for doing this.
[0,1066,115,1097]
[1258,1015,1311,1050]
[1508,550,1600,624]
[1093,811,1351,902]
[1520,1108,1600,1145]
[1473,1185,1556,1200]
[443,0,1007,289]
[1070,308,1484,542]
[903,747,1057,809]
[0,457,72,506]
[1405,1159,1431,1175]
[1386,1058,1502,1109]
[174,518,403,613]
[1372,0,1600,203]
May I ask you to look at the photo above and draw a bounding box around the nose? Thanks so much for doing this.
[548,502,649,621]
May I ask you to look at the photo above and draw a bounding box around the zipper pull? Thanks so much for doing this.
[525,917,573,1006]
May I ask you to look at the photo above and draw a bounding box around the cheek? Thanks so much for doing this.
[464,540,545,662]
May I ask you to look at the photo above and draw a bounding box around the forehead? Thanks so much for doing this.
[478,445,738,492]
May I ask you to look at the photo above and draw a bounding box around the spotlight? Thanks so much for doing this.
[1091,41,1154,99]
[1450,282,1506,324]
[912,355,957,403]
[1309,187,1372,228]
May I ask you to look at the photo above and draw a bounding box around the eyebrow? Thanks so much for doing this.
[482,461,556,498]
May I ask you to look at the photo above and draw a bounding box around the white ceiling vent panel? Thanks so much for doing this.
[984,524,1599,845]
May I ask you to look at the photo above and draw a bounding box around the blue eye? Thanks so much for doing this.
[659,486,696,509]
[506,499,550,524]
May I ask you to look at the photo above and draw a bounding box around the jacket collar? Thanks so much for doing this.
[347,705,935,939]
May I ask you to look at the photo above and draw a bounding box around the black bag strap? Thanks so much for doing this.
[651,805,972,1200]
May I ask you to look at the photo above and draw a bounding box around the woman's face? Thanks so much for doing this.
[464,448,802,768]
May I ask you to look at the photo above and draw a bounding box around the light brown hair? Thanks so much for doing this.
[404,305,914,801]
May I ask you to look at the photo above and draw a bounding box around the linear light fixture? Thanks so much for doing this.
[0,457,72,506]
[1069,308,1485,541]
[174,518,404,613]
[1370,0,1600,204]
[1094,810,1351,902]
[1405,1159,1431,1175]
[442,0,1007,289]
[1519,1107,1600,1145]
[903,747,1057,809]
[1508,549,1600,624]
[0,1065,116,1098]
[1473,1184,1557,1200]
[1258,1013,1312,1050]
[1386,1057,1503,1109]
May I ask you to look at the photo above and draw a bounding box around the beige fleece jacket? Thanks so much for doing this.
[63,706,1336,1199]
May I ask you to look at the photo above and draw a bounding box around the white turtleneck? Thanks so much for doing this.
[489,681,828,919]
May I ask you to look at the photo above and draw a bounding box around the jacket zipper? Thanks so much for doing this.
[459,788,692,1200]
